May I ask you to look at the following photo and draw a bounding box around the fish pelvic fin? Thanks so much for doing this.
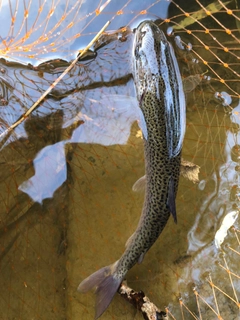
[132,175,146,192]
[78,261,122,319]
[168,177,177,224]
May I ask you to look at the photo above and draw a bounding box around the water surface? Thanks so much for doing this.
[0,1,240,319]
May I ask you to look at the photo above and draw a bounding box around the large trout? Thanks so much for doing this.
[78,20,186,319]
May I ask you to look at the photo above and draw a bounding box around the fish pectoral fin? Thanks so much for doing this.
[138,108,148,140]
[132,175,146,192]
[138,251,147,264]
[167,177,177,224]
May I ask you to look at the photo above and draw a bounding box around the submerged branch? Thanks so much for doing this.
[118,281,168,320]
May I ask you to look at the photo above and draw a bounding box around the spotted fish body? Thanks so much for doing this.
[78,21,186,319]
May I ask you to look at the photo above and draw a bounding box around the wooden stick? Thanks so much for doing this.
[118,281,168,320]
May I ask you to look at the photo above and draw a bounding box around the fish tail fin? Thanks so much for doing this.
[78,261,122,319]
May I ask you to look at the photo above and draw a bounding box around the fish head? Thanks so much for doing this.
[133,20,168,104]
[133,20,186,157]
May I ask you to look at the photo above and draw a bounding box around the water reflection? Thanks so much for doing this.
[0,0,171,64]
[0,26,134,140]
[187,100,240,254]
[18,141,67,203]
[0,22,153,203]
[17,91,143,203]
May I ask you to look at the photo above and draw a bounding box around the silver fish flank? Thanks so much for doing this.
[78,20,186,319]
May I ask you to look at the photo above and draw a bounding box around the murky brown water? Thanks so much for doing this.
[0,1,240,319]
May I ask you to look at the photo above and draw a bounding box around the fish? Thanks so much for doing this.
[77,20,186,319]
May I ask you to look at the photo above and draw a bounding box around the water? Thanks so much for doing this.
[0,0,240,319]
[0,0,171,64]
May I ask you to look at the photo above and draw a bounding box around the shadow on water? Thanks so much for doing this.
[0,0,240,319]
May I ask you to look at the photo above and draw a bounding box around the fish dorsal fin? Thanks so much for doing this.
[168,177,177,224]
[132,175,146,192]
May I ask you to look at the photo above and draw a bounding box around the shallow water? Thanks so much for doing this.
[0,1,240,319]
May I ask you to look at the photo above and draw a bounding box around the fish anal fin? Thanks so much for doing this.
[138,251,146,264]
[132,175,146,192]
[168,177,177,224]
